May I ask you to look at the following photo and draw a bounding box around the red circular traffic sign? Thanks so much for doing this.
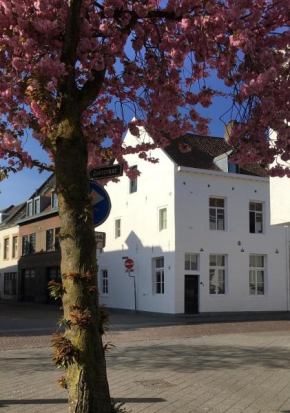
[124,258,134,270]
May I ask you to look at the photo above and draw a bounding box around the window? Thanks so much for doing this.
[22,234,36,255]
[130,165,138,193]
[209,254,226,295]
[185,254,198,271]
[115,219,121,238]
[12,236,18,259]
[46,229,54,251]
[249,255,265,295]
[47,266,61,283]
[34,197,40,215]
[4,238,9,260]
[55,228,61,251]
[30,233,36,253]
[46,228,61,251]
[27,200,33,217]
[159,208,167,231]
[4,273,16,295]
[228,162,239,173]
[22,235,29,255]
[154,257,164,294]
[249,202,263,234]
[209,198,225,230]
[51,192,58,209]
[101,270,108,294]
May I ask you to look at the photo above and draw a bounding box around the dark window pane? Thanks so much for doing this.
[55,228,61,251]
[22,235,29,255]
[30,234,36,254]
[185,254,190,270]
[249,211,255,233]
[256,213,263,233]
[249,202,256,211]
[216,199,224,208]
[46,229,54,251]
[209,256,216,266]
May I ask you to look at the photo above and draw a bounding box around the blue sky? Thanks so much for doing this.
[0,67,232,210]
[0,93,230,210]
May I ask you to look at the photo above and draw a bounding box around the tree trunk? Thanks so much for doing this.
[54,118,112,413]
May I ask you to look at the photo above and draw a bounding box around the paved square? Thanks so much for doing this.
[1,304,290,413]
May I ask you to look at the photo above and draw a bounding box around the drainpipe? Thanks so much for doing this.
[285,226,290,312]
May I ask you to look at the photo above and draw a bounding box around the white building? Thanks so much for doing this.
[97,130,289,314]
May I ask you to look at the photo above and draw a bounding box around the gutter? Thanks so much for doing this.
[177,165,268,183]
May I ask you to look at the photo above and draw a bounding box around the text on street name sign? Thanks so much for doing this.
[90,164,123,180]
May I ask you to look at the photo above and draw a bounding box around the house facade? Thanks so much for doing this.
[97,130,289,314]
[0,204,25,301]
[0,174,61,303]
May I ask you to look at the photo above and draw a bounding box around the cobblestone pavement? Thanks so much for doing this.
[2,318,290,412]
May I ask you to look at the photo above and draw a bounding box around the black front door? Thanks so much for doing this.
[23,268,36,301]
[184,275,199,314]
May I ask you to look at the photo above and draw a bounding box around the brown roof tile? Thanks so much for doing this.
[163,134,267,178]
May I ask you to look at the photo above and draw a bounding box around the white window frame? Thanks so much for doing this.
[153,257,164,295]
[249,254,265,296]
[101,269,108,295]
[158,207,167,231]
[34,196,40,215]
[27,200,33,217]
[209,254,226,295]
[185,254,199,271]
[249,202,264,234]
[115,218,121,238]
[51,192,58,209]
[209,197,226,231]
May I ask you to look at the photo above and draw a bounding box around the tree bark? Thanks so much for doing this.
[54,117,112,413]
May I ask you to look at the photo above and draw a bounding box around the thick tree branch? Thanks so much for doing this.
[79,69,106,111]
[60,0,82,106]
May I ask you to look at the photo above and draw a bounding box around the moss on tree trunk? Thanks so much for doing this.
[54,118,112,413]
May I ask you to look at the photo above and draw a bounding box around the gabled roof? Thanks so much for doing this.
[163,134,267,178]
[0,202,26,228]
[0,173,57,229]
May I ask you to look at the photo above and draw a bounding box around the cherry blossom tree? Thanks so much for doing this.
[0,0,289,412]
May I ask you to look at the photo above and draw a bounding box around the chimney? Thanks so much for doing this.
[224,121,238,142]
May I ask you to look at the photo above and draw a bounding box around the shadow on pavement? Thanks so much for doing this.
[107,343,290,372]
[0,399,67,407]
[114,398,166,403]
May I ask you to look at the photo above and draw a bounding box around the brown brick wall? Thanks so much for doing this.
[19,214,61,255]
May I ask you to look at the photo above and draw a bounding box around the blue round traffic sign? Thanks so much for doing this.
[89,181,111,227]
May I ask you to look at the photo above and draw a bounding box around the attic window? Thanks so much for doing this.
[228,162,239,174]
[27,200,33,217]
[34,197,40,214]
[51,192,58,209]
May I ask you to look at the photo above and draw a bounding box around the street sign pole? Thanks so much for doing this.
[124,258,136,312]
[128,270,137,313]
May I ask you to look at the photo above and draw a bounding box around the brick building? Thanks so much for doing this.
[0,174,61,303]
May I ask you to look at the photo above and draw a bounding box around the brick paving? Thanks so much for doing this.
[2,305,290,412]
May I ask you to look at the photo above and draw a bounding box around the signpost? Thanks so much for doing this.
[90,164,123,180]
[124,258,134,271]
[124,258,137,312]
[89,181,111,227]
